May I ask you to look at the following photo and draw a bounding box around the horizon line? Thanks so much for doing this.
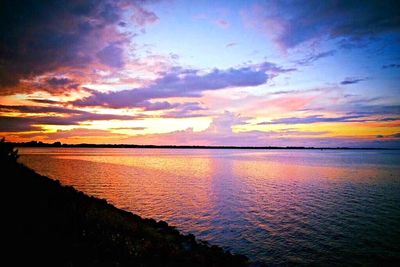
[8,141,399,150]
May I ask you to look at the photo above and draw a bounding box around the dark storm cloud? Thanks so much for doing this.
[0,0,157,88]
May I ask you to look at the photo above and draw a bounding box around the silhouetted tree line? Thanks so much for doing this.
[5,139,391,150]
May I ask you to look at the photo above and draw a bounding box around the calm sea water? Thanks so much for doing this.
[19,148,400,265]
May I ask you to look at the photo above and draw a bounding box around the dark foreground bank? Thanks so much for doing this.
[2,147,249,266]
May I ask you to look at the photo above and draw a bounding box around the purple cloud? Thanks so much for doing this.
[121,111,400,148]
[245,1,400,49]
[382,63,400,69]
[0,117,42,132]
[17,128,129,141]
[29,99,63,105]
[0,105,85,114]
[0,105,146,132]
[377,133,400,139]
[378,117,399,122]
[96,44,124,68]
[0,102,208,128]
[0,104,143,120]
[226,42,238,48]
[258,62,296,73]
[330,102,400,118]
[215,19,230,28]
[140,101,179,111]
[340,77,368,85]
[72,64,276,108]
[131,4,159,26]
[295,50,336,65]
[162,102,208,118]
[109,127,146,130]
[258,115,368,125]
[0,113,141,132]
[46,77,75,87]
[392,133,400,138]
[0,0,157,88]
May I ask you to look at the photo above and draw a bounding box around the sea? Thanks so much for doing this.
[19,148,400,265]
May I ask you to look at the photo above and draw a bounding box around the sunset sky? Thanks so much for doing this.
[1,0,399,147]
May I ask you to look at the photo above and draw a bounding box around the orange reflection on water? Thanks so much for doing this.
[24,150,221,227]
[19,147,400,265]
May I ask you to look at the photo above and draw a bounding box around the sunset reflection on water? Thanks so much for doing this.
[19,148,400,265]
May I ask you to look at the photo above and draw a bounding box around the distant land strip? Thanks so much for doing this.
[7,140,398,150]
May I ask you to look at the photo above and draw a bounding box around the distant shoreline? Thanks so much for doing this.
[9,141,398,150]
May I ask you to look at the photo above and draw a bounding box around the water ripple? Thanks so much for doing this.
[19,148,400,265]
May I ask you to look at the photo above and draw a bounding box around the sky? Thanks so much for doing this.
[0,0,399,147]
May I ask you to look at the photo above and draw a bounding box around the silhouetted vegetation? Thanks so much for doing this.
[7,140,394,150]
[1,137,19,162]
[2,139,250,266]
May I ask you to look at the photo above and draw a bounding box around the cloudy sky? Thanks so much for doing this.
[0,0,399,147]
